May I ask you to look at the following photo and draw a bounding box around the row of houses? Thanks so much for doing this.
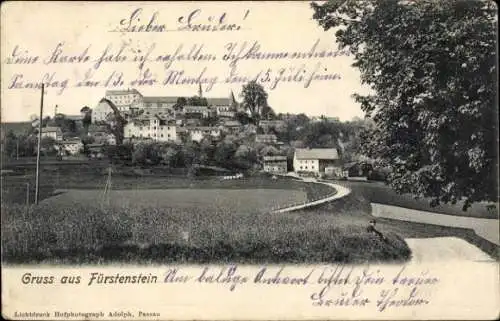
[92,88,287,145]
[92,89,241,123]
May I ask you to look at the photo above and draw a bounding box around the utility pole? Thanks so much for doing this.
[35,84,44,205]
[16,138,19,160]
[26,182,30,206]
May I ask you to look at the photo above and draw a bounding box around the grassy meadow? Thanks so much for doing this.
[1,168,412,264]
[1,198,410,265]
[3,164,499,264]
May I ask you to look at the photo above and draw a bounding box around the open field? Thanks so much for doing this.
[333,180,499,219]
[3,165,496,264]
[1,168,412,264]
[41,188,307,214]
[2,169,333,205]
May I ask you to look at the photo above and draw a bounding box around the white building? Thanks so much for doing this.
[141,107,175,120]
[124,116,177,142]
[263,156,287,174]
[105,89,143,112]
[41,127,63,141]
[59,138,83,155]
[142,96,178,109]
[255,134,278,144]
[223,120,242,134]
[214,105,236,118]
[183,105,211,118]
[260,120,287,132]
[88,125,116,145]
[185,126,221,142]
[293,148,341,175]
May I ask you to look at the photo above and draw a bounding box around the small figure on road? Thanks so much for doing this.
[367,219,387,242]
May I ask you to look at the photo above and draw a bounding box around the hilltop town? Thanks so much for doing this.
[1,83,376,178]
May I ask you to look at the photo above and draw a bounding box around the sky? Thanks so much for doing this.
[1,1,370,123]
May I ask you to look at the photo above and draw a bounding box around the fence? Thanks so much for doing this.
[221,173,244,180]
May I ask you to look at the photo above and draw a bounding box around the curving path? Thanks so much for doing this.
[405,237,496,263]
[273,174,497,262]
[372,203,499,245]
[272,177,351,213]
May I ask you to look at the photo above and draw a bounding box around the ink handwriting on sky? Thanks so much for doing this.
[111,8,250,33]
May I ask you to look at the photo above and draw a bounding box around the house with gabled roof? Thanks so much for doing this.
[185,126,221,142]
[293,148,341,175]
[263,155,288,174]
[142,96,178,109]
[105,89,143,112]
[41,126,63,141]
[123,114,176,142]
[58,137,84,155]
[255,134,278,145]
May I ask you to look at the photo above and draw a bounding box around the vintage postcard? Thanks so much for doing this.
[1,1,499,320]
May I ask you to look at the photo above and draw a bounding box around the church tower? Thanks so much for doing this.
[198,83,203,97]
[230,90,240,111]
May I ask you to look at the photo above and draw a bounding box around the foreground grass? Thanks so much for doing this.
[1,200,410,265]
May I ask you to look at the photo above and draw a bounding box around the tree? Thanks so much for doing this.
[19,135,37,157]
[199,138,216,165]
[103,143,133,163]
[183,141,202,166]
[133,142,162,166]
[302,121,343,149]
[102,99,127,145]
[40,137,57,156]
[200,114,219,127]
[54,114,77,134]
[81,106,92,134]
[259,145,280,157]
[4,131,18,158]
[187,96,208,106]
[340,118,374,162]
[234,144,257,169]
[174,97,187,111]
[261,105,277,120]
[277,113,310,143]
[312,0,498,209]
[240,81,269,126]
[214,140,237,169]
[235,111,252,125]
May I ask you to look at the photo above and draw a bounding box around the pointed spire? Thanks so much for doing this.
[230,90,238,109]
[198,82,203,97]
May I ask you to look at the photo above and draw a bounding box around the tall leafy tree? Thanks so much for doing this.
[187,96,208,106]
[241,81,269,127]
[4,131,18,158]
[312,0,498,209]
[174,97,187,111]
[81,106,92,134]
[54,114,77,134]
[102,99,127,145]
[261,105,277,120]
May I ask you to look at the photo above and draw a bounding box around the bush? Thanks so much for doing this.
[367,169,388,182]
